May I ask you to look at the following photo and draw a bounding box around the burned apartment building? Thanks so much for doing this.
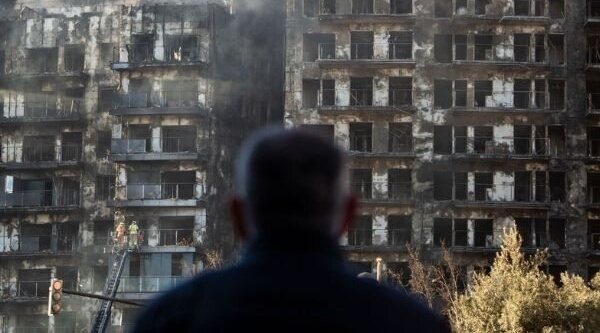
[285,0,600,285]
[0,0,285,332]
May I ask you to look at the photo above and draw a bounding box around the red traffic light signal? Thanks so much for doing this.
[48,279,63,316]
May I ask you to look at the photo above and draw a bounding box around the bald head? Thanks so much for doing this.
[233,127,351,237]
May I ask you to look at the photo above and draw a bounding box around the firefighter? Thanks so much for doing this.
[115,222,126,249]
[128,220,139,249]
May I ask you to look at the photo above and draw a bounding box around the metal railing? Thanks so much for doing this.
[452,183,548,203]
[469,91,558,109]
[118,276,189,293]
[125,43,154,63]
[389,88,412,106]
[120,43,206,64]
[388,42,412,60]
[0,98,83,121]
[0,234,78,253]
[1,144,82,163]
[514,0,545,16]
[0,189,80,208]
[350,181,413,201]
[346,228,412,248]
[124,183,199,200]
[350,42,374,59]
[113,90,199,109]
[453,136,552,156]
[1,281,49,298]
[590,233,600,250]
[318,43,336,60]
[111,137,203,154]
[165,45,203,63]
[350,88,373,106]
[141,228,194,246]
[349,134,372,152]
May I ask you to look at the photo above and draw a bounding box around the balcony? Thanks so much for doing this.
[345,228,411,250]
[111,43,207,70]
[0,281,48,301]
[351,181,414,205]
[110,137,207,161]
[348,137,415,158]
[109,183,204,208]
[449,91,564,114]
[316,43,415,69]
[0,234,79,256]
[318,13,415,24]
[0,190,80,213]
[450,137,554,160]
[1,144,82,169]
[449,183,551,209]
[109,91,208,116]
[0,100,82,125]
[116,276,189,299]
[140,228,196,251]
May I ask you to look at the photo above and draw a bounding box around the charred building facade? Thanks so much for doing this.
[285,0,599,285]
[0,0,284,332]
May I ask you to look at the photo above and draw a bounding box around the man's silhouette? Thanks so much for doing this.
[133,128,450,333]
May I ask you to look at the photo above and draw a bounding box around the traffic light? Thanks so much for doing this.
[48,279,63,316]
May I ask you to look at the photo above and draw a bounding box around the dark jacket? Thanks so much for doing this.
[133,232,450,333]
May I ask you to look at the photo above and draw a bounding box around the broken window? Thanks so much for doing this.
[99,42,114,66]
[534,79,546,108]
[352,0,373,14]
[434,80,452,108]
[99,87,118,112]
[159,217,194,246]
[388,215,411,246]
[28,48,58,73]
[24,93,57,118]
[23,136,55,162]
[389,77,412,106]
[455,172,468,200]
[474,35,494,61]
[455,126,468,153]
[97,130,111,158]
[515,0,544,15]
[96,175,114,201]
[163,126,196,153]
[322,79,335,105]
[475,0,491,15]
[455,35,467,61]
[349,122,372,152]
[534,126,546,155]
[474,172,493,201]
[388,169,412,200]
[20,224,52,252]
[62,132,82,161]
[589,220,600,251]
[389,32,412,59]
[351,31,373,59]
[434,171,453,200]
[163,80,197,108]
[514,125,532,154]
[165,35,199,62]
[18,269,51,297]
[304,0,319,17]
[548,125,565,156]
[350,77,373,106]
[434,34,452,63]
[129,34,154,63]
[455,80,467,106]
[516,218,534,247]
[589,173,600,204]
[515,171,532,202]
[387,262,411,287]
[351,169,372,199]
[64,45,85,72]
[127,124,152,152]
[473,126,493,154]
[589,81,600,110]
[474,80,493,107]
[93,221,111,246]
[302,79,319,108]
[589,127,600,156]
[549,219,565,249]
[535,34,546,63]
[548,34,565,65]
[474,219,493,247]
[434,126,452,154]
[391,0,412,14]
[348,215,372,246]
[434,218,452,246]
[514,79,531,108]
[435,0,452,17]
[549,0,564,18]
[321,0,336,14]
[455,0,468,14]
[549,80,565,109]
[127,79,151,108]
[455,219,468,246]
[514,34,531,62]
[549,172,565,202]
[92,265,108,292]
[300,124,334,141]
[56,266,78,290]
[304,33,335,61]
[535,171,547,202]
[389,122,413,153]
[589,36,600,64]
[161,171,195,200]
[591,0,600,17]
[535,218,547,245]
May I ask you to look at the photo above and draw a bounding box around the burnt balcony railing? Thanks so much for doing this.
[318,43,336,60]
[126,43,154,63]
[113,90,199,109]
[390,88,413,106]
[0,189,80,209]
[117,43,206,65]
[351,181,413,201]
[453,136,552,157]
[350,88,373,106]
[118,276,189,294]
[142,228,194,247]
[452,183,549,203]
[1,281,49,299]
[0,234,78,253]
[1,100,81,122]
[165,44,203,63]
[349,134,372,152]
[350,42,374,59]
[2,144,82,163]
[124,183,200,201]
[346,228,412,248]
[111,137,204,154]
[388,42,412,60]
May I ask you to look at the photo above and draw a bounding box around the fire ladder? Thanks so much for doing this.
[91,249,131,333]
